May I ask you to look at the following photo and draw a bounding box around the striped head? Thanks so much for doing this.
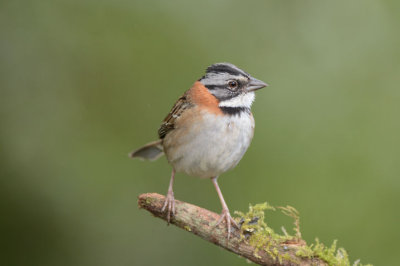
[199,63,268,112]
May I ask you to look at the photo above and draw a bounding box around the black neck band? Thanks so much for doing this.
[219,106,250,115]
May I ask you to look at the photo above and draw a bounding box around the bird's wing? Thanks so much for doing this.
[158,93,194,139]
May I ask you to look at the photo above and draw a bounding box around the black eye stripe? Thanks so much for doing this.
[204,85,225,90]
[205,81,243,91]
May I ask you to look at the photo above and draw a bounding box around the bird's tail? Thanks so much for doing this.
[129,140,164,161]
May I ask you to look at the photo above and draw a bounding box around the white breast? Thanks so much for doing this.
[164,109,255,178]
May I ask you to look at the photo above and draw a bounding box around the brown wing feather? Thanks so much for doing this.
[158,93,194,139]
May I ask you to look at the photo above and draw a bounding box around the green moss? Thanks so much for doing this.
[145,198,153,205]
[296,239,350,265]
[235,203,297,263]
[235,203,371,266]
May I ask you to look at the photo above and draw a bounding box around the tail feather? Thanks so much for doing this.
[129,140,164,161]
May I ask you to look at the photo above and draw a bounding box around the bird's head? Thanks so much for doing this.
[199,63,268,109]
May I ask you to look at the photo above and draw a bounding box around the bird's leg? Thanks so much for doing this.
[212,176,239,239]
[161,169,176,224]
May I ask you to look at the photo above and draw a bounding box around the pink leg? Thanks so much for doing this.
[161,169,176,224]
[212,177,238,239]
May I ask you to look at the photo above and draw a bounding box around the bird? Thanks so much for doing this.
[130,63,268,238]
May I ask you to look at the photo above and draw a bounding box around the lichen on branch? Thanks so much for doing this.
[138,193,371,266]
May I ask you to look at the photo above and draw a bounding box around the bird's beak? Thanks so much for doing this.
[247,77,268,92]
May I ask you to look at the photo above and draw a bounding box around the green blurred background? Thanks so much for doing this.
[1,0,399,265]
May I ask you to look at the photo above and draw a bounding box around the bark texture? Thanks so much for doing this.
[138,193,327,266]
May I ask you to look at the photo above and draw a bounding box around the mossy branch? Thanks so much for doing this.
[138,193,329,266]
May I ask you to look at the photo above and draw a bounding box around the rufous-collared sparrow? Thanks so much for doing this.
[131,63,267,238]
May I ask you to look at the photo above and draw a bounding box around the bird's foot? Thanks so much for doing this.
[215,207,239,240]
[161,190,175,224]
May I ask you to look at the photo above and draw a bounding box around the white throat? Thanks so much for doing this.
[218,92,255,108]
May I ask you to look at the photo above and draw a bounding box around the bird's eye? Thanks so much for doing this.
[228,80,238,89]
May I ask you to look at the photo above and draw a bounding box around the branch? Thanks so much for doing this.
[138,193,327,266]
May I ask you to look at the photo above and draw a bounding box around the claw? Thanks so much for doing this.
[211,177,238,240]
[215,208,239,240]
[161,169,176,224]
[161,190,175,224]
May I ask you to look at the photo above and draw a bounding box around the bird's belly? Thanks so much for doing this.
[164,111,254,178]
